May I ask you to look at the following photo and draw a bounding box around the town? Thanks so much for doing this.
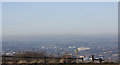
[2,38,118,64]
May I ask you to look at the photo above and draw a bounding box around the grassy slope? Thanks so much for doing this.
[1,63,119,65]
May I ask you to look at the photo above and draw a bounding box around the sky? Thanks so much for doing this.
[0,3,2,41]
[2,2,118,40]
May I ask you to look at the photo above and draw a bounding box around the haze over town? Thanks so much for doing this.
[1,2,118,64]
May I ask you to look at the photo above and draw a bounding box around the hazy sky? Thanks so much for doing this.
[2,2,118,37]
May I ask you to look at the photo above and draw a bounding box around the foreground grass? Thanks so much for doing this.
[1,63,119,65]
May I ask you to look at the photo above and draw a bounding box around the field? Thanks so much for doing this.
[1,63,119,65]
